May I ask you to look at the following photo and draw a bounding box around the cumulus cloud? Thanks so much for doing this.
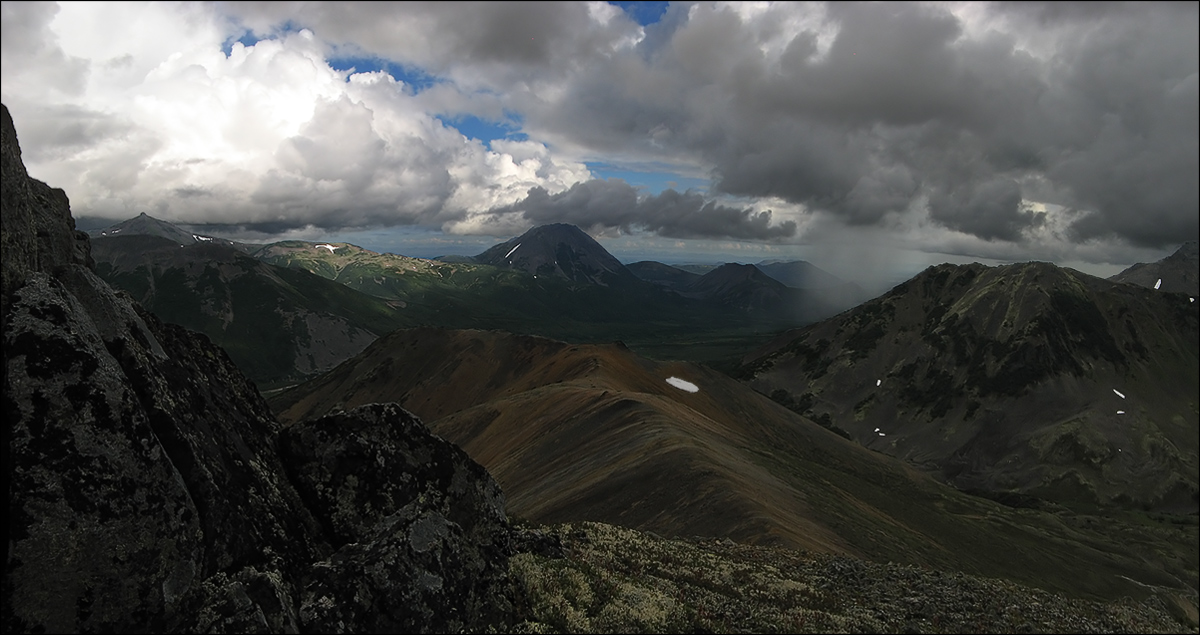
[0,2,595,235]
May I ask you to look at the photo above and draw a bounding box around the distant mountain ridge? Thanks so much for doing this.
[1110,241,1199,296]
[756,259,848,289]
[626,260,701,290]
[90,212,248,249]
[631,259,871,317]
[87,215,821,376]
[91,233,407,387]
[741,260,1199,513]
[680,262,794,311]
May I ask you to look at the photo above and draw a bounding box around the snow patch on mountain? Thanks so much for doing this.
[666,377,699,393]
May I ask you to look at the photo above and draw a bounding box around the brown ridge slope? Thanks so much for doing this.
[741,261,1199,514]
[272,327,1198,602]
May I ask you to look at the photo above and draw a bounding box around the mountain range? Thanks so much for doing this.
[87,217,871,386]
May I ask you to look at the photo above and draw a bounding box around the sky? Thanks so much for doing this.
[2,1,1197,288]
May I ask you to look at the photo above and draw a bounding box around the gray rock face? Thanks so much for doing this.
[1,105,90,311]
[281,403,513,633]
[2,101,514,633]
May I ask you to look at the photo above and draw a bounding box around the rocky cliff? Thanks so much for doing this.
[2,103,513,632]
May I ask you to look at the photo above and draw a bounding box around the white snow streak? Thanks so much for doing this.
[193,234,212,242]
[1116,410,1125,415]
[1113,389,1126,399]
[876,379,881,386]
[316,244,338,253]
[1154,278,1162,289]
[665,377,699,393]
[504,243,521,259]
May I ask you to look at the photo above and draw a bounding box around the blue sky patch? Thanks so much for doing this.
[437,114,528,147]
[586,162,709,194]
[221,31,262,57]
[610,1,669,26]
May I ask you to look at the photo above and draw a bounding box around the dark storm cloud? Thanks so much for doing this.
[929,178,1041,242]
[226,1,637,78]
[524,2,1197,247]
[487,179,796,241]
[3,104,134,162]
[1039,4,1200,245]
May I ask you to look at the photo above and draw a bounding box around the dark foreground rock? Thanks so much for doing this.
[2,101,513,633]
[281,403,512,632]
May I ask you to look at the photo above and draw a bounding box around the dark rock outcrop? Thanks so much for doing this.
[0,105,91,314]
[2,102,513,632]
[281,403,511,633]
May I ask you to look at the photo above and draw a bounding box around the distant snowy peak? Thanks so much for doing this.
[90,212,233,248]
[474,223,635,286]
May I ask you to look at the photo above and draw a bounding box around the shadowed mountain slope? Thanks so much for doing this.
[627,260,701,290]
[91,234,408,388]
[271,327,1198,603]
[678,263,859,321]
[757,259,848,289]
[89,212,248,249]
[681,263,794,310]
[741,261,1199,514]
[1111,241,1199,297]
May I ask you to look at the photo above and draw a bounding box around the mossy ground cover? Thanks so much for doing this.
[507,521,1193,634]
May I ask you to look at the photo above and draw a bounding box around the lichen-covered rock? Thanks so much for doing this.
[4,271,205,632]
[3,260,328,633]
[281,403,513,633]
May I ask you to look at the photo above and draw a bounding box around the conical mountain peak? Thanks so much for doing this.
[474,223,634,285]
[90,212,225,246]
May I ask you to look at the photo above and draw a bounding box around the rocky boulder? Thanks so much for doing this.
[281,403,512,632]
